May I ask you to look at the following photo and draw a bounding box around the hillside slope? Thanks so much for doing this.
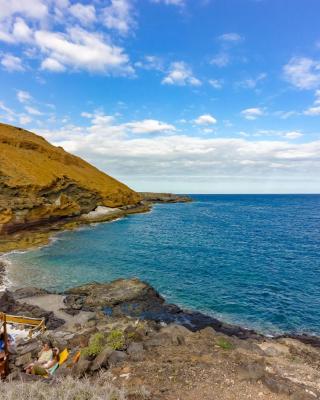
[0,123,141,234]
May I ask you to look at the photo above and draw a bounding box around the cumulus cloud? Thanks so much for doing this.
[284,57,320,90]
[12,17,33,42]
[0,0,134,75]
[1,53,24,71]
[41,57,66,72]
[194,114,217,125]
[241,107,264,120]
[102,0,135,36]
[209,79,223,89]
[0,0,48,22]
[218,32,243,43]
[69,3,96,25]
[210,53,230,67]
[34,27,133,74]
[17,90,32,103]
[37,117,320,192]
[125,119,176,134]
[162,61,201,86]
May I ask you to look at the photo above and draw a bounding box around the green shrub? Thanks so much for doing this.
[107,329,125,350]
[216,337,234,350]
[82,332,106,357]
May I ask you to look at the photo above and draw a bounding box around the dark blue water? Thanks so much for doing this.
[6,195,320,336]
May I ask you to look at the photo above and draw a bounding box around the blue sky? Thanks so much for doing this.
[0,0,320,193]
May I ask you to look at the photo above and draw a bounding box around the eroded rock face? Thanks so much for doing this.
[0,123,141,236]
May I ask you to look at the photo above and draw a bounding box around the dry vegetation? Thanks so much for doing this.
[0,373,148,400]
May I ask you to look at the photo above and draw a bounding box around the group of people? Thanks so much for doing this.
[25,341,60,377]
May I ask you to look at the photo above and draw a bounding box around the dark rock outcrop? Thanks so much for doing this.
[0,290,64,329]
[64,278,262,340]
[139,192,192,204]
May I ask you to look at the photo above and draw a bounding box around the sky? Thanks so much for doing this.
[0,0,320,194]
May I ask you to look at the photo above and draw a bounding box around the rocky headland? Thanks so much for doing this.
[1,278,320,400]
[0,123,191,253]
[139,192,192,204]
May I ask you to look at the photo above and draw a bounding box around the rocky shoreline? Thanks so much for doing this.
[0,193,192,254]
[1,277,320,399]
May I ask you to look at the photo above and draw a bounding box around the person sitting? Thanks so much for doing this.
[31,347,60,377]
[25,341,53,374]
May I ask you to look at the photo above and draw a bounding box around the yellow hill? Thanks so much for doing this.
[0,122,141,234]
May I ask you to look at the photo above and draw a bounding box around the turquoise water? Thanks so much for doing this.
[6,195,320,336]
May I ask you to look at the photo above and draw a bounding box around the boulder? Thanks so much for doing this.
[127,342,145,361]
[160,324,192,345]
[258,342,290,357]
[15,352,32,367]
[17,340,40,356]
[65,278,164,310]
[108,351,128,366]
[90,347,113,371]
[13,287,50,300]
[72,359,91,378]
[238,360,266,382]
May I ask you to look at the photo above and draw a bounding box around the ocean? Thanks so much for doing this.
[5,194,320,336]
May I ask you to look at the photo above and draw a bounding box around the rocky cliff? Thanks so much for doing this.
[0,123,141,235]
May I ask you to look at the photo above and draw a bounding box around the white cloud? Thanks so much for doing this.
[283,131,303,140]
[210,53,230,67]
[162,61,201,86]
[275,110,297,119]
[17,90,32,103]
[0,101,15,121]
[12,17,33,42]
[1,53,24,71]
[209,79,223,89]
[241,107,264,120]
[25,105,43,115]
[0,101,34,125]
[135,55,164,71]
[0,0,48,22]
[69,3,96,25]
[284,57,320,90]
[238,73,267,89]
[41,57,66,72]
[38,118,320,193]
[151,0,185,5]
[35,27,133,74]
[304,106,320,116]
[219,32,243,43]
[304,90,320,115]
[194,114,217,125]
[19,114,32,124]
[125,119,176,134]
[102,0,135,36]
